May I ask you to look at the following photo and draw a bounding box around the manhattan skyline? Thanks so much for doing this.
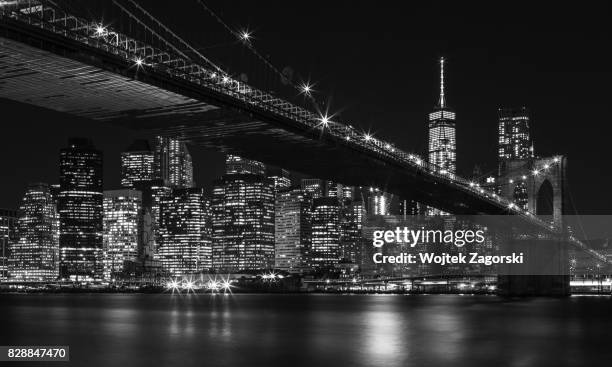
[1,0,611,214]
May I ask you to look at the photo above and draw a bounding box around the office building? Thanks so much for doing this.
[102,189,142,280]
[0,209,18,280]
[274,189,312,273]
[58,138,103,281]
[212,156,275,272]
[154,136,194,188]
[9,184,59,282]
[158,188,211,275]
[428,57,456,174]
[121,139,154,188]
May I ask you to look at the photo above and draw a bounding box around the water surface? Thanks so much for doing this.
[1,293,611,367]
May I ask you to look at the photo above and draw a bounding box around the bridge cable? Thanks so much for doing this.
[112,0,225,74]
[192,0,322,110]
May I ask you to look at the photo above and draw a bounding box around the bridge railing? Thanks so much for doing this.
[0,1,560,232]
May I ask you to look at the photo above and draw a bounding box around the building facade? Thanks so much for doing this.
[0,209,18,280]
[58,138,103,281]
[498,107,533,164]
[274,189,312,273]
[428,57,456,174]
[154,136,194,189]
[310,197,340,269]
[102,189,142,280]
[158,188,211,275]
[121,139,154,188]
[9,184,59,282]
[212,156,275,272]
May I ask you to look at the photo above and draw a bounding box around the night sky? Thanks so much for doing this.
[1,1,611,213]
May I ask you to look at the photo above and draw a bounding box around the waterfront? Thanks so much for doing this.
[1,294,611,366]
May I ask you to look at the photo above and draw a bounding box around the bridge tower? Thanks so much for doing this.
[498,155,568,227]
[495,107,570,295]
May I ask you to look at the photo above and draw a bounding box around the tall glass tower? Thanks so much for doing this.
[428,57,456,174]
[9,183,59,282]
[121,139,154,188]
[212,155,275,272]
[58,138,103,281]
[0,209,18,280]
[158,188,211,275]
[102,189,142,280]
[154,136,194,189]
[498,107,533,162]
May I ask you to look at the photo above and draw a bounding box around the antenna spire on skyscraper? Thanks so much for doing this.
[439,57,446,108]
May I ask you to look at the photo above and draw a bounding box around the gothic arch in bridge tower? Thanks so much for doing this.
[498,156,567,227]
[536,179,554,217]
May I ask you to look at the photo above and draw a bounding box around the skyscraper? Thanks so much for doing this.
[134,179,172,260]
[274,189,312,273]
[498,107,534,210]
[339,199,365,264]
[428,57,456,173]
[58,138,103,281]
[498,107,533,163]
[268,168,291,192]
[102,190,142,280]
[310,197,340,269]
[121,139,154,188]
[9,183,59,282]
[154,136,194,189]
[158,188,211,275]
[212,155,275,272]
[301,178,324,198]
[0,209,17,280]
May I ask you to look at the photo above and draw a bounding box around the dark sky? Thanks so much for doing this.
[1,1,611,213]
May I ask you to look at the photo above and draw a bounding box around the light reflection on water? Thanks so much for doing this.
[1,293,611,367]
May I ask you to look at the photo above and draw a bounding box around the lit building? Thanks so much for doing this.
[310,197,340,269]
[212,156,275,272]
[154,136,194,188]
[158,188,211,275]
[498,107,533,164]
[225,154,265,175]
[102,190,142,280]
[274,189,312,273]
[428,57,456,174]
[268,168,291,192]
[301,178,324,198]
[339,199,365,264]
[300,179,348,199]
[9,184,59,282]
[0,209,18,280]
[58,138,103,281]
[121,139,154,188]
[134,179,172,260]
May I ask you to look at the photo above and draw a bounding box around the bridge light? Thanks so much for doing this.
[544,164,550,169]
[533,169,539,175]
[553,157,560,163]
[509,179,514,183]
[239,30,252,41]
[222,76,230,84]
[95,24,106,36]
[522,175,527,180]
[345,136,350,141]
[318,114,330,127]
[364,133,372,141]
[469,182,475,187]
[300,83,313,95]
[134,57,144,67]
